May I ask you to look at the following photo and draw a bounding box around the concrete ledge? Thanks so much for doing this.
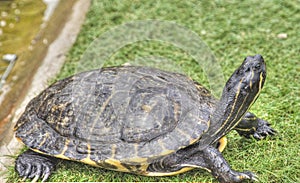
[0,0,91,182]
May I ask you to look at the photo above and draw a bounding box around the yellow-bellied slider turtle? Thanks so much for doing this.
[14,54,275,182]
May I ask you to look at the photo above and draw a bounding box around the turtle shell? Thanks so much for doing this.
[15,66,215,169]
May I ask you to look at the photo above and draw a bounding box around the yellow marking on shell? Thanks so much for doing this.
[137,164,149,173]
[30,148,71,162]
[123,163,149,173]
[105,159,129,172]
[158,139,167,151]
[194,84,211,96]
[31,148,52,156]
[176,128,191,140]
[207,119,211,130]
[173,102,180,121]
[111,144,117,159]
[37,133,49,149]
[80,143,98,166]
[62,116,70,124]
[51,103,70,130]
[51,103,68,114]
[32,147,98,167]
[133,143,139,158]
[189,138,198,145]
[15,136,23,144]
[13,125,19,131]
[126,156,148,164]
[161,149,175,156]
[144,167,195,176]
[128,145,147,163]
[157,139,175,156]
[129,144,154,164]
[175,128,199,144]
[89,94,113,138]
[80,157,98,166]
[53,154,70,160]
[217,136,227,152]
[142,105,152,113]
[53,139,70,159]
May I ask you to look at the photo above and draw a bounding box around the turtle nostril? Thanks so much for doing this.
[245,67,250,72]
[254,54,263,61]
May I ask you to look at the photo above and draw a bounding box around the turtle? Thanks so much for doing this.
[14,54,276,182]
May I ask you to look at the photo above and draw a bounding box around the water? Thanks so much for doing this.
[0,0,46,84]
[0,0,59,140]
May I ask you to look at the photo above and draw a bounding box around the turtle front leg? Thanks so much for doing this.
[148,144,257,182]
[15,149,58,182]
[200,146,258,182]
[235,112,276,140]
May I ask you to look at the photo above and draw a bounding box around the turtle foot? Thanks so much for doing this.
[15,150,58,182]
[236,112,276,140]
[253,119,276,140]
[218,170,258,183]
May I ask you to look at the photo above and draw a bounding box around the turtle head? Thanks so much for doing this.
[210,54,266,140]
[226,54,266,104]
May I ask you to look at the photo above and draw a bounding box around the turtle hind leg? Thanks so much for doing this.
[15,149,58,182]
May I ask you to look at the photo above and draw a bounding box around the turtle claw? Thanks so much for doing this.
[242,171,259,182]
[21,176,27,182]
[41,173,49,183]
[253,119,277,140]
[31,175,40,183]
[216,170,259,183]
[252,175,259,182]
[41,165,52,182]
[229,170,258,183]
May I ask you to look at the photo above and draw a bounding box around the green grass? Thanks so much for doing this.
[6,0,300,182]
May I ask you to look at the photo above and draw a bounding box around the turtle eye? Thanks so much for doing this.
[254,63,261,70]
